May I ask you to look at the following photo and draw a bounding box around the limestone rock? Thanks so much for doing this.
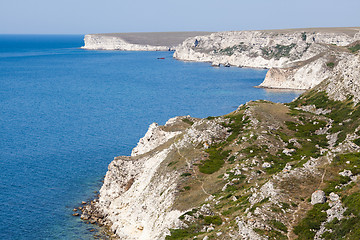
[311,190,326,205]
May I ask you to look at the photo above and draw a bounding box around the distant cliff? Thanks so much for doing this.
[174,27,360,89]
[82,28,360,90]
[82,32,212,51]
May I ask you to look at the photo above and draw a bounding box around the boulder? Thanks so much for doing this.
[311,190,326,205]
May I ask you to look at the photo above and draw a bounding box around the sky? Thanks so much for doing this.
[0,0,359,34]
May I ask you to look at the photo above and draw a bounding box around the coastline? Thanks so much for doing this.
[75,28,360,239]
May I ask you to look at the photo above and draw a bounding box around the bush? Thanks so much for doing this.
[181,172,192,177]
[326,62,335,68]
[204,215,222,226]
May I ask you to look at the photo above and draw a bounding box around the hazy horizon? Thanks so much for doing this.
[1,0,360,34]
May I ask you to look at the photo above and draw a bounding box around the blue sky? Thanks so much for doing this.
[1,0,359,34]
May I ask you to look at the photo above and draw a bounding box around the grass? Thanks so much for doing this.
[321,192,360,239]
[199,112,248,174]
[348,44,360,53]
[293,203,330,239]
[204,215,222,225]
[250,197,269,212]
[290,90,360,145]
[166,224,203,240]
[268,220,288,232]
[198,147,231,174]
[182,118,194,125]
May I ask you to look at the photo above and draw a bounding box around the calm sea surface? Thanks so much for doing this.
[0,35,302,239]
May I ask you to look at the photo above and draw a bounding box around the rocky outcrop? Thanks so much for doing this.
[82,34,172,51]
[82,32,212,51]
[174,28,360,89]
[79,116,230,239]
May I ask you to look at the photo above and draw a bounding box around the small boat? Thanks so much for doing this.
[157,57,165,60]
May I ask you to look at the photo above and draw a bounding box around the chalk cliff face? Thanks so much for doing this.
[82,32,213,51]
[82,34,172,51]
[174,28,360,89]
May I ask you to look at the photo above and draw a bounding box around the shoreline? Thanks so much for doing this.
[75,27,360,239]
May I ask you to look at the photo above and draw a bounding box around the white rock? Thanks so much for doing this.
[262,162,271,168]
[311,190,326,205]
[131,122,181,156]
[339,169,352,177]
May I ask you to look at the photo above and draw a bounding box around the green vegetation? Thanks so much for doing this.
[301,32,307,41]
[182,118,194,125]
[261,44,296,60]
[250,197,269,212]
[352,138,360,146]
[290,90,360,145]
[222,113,249,144]
[333,152,360,175]
[268,220,288,232]
[218,43,249,56]
[204,215,222,225]
[166,224,203,240]
[293,203,330,239]
[181,172,192,177]
[322,192,360,239]
[168,161,178,167]
[326,62,335,68]
[199,112,249,174]
[254,228,287,240]
[348,44,360,53]
[198,147,231,174]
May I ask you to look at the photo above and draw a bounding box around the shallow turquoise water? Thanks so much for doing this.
[0,35,301,239]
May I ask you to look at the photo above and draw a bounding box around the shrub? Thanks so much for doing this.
[268,220,288,232]
[204,215,222,226]
[326,62,335,68]
[293,203,330,239]
[181,172,192,177]
[182,118,194,125]
[348,44,360,53]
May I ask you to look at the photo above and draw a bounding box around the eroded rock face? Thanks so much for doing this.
[82,35,172,51]
[174,29,360,68]
[131,122,182,156]
[174,29,360,90]
[83,116,229,239]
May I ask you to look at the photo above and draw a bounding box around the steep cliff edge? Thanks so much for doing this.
[77,32,360,240]
[174,27,360,89]
[82,32,212,51]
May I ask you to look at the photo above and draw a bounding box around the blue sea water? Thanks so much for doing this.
[0,35,302,239]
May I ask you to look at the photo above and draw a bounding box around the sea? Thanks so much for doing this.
[0,35,302,239]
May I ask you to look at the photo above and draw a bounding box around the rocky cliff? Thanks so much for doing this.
[77,31,360,240]
[82,32,212,51]
[174,28,360,89]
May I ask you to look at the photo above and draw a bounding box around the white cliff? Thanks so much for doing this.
[81,116,230,239]
[174,28,360,89]
[82,34,172,51]
[82,32,212,51]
